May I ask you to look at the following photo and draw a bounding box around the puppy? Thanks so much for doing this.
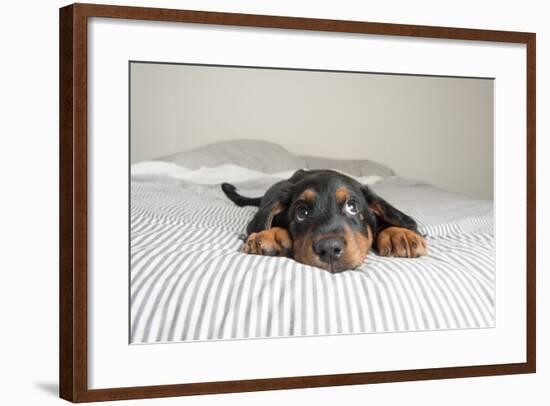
[222,169,426,273]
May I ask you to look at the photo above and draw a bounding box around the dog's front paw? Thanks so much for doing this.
[242,227,293,257]
[376,227,427,258]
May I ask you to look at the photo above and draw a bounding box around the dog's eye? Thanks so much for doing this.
[345,199,358,215]
[295,205,309,222]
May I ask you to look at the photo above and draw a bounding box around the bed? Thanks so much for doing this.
[130,141,494,344]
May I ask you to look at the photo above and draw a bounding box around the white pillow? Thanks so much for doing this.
[158,139,306,174]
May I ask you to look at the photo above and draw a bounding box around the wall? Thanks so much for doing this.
[0,0,546,406]
[131,62,494,199]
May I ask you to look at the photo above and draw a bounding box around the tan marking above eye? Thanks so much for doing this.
[335,187,351,204]
[298,188,316,204]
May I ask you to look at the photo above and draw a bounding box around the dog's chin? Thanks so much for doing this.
[321,260,362,273]
[294,253,363,273]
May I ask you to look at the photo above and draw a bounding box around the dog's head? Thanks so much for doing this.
[274,170,377,273]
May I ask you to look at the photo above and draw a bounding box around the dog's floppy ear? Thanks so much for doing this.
[361,185,419,233]
[246,179,293,235]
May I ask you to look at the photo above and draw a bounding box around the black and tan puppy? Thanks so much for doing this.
[222,169,427,273]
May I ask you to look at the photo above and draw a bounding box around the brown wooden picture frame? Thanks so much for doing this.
[59,3,536,402]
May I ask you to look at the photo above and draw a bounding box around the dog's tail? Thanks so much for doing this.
[221,183,263,207]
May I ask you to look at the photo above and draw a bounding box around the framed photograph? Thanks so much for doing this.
[59,3,536,402]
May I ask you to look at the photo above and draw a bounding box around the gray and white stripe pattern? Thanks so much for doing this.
[130,176,494,343]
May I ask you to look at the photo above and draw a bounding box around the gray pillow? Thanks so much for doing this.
[159,139,306,173]
[301,155,394,178]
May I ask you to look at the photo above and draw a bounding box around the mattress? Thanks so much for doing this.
[130,163,495,344]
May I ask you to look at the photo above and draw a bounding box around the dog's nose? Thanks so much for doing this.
[314,237,345,263]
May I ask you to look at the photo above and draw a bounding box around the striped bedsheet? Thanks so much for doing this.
[130,173,494,344]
